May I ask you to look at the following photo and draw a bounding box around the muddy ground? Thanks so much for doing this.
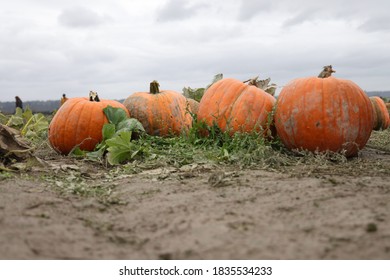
[1,147,390,260]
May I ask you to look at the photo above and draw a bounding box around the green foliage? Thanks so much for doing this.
[106,131,146,165]
[116,118,145,134]
[103,105,128,126]
[367,129,390,152]
[113,117,284,170]
[72,106,282,168]
[79,106,146,164]
[5,107,25,126]
[182,87,205,102]
[0,112,8,124]
[21,113,49,141]
[183,73,223,102]
[1,107,48,143]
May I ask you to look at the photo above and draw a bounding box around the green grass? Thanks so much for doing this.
[3,109,390,199]
[367,129,390,152]
[111,120,287,171]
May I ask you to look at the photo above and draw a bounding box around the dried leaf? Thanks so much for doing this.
[246,76,277,96]
[0,124,33,163]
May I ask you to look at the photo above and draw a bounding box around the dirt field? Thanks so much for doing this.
[1,144,390,260]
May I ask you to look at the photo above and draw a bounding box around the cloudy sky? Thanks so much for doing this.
[1,0,389,102]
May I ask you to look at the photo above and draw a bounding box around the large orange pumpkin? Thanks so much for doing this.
[123,81,192,136]
[49,97,129,154]
[197,78,276,135]
[370,96,390,130]
[275,76,373,157]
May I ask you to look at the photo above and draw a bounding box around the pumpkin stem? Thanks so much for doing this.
[89,91,100,102]
[318,65,336,78]
[150,80,160,94]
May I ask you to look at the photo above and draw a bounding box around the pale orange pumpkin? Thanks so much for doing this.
[123,81,192,136]
[275,76,373,157]
[370,96,390,130]
[197,78,276,135]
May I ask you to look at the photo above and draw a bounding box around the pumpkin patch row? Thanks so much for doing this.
[48,70,389,158]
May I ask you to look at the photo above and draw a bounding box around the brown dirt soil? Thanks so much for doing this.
[1,148,390,260]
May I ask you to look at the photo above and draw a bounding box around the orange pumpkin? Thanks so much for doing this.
[49,97,129,155]
[186,98,200,115]
[197,78,276,135]
[275,76,373,157]
[123,81,192,136]
[370,96,390,130]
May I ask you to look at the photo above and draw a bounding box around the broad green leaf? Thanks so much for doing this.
[71,147,87,157]
[182,87,205,102]
[0,112,9,125]
[106,131,140,165]
[103,106,128,126]
[207,73,223,89]
[116,118,145,134]
[22,107,33,123]
[21,113,49,139]
[182,74,223,102]
[6,107,24,127]
[102,123,116,140]
[6,115,24,127]
[24,130,38,139]
[82,106,145,163]
[86,148,105,161]
[15,107,23,117]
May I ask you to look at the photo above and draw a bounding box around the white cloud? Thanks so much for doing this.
[0,0,390,102]
[58,6,110,28]
[359,16,390,32]
[156,0,207,22]
[237,0,272,20]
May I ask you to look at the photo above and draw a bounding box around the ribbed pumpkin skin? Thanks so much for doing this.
[370,96,390,130]
[49,97,129,155]
[123,91,192,136]
[275,77,373,157]
[197,78,276,134]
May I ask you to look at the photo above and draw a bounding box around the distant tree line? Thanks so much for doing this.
[0,100,61,114]
[0,99,125,114]
[365,91,390,102]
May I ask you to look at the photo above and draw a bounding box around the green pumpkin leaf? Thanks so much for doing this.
[106,131,140,165]
[207,73,223,89]
[86,148,105,161]
[103,106,128,126]
[116,118,145,134]
[22,107,33,123]
[102,123,116,140]
[91,123,116,152]
[6,107,24,127]
[71,147,87,157]
[182,73,223,102]
[182,87,205,102]
[0,112,8,125]
[21,113,49,139]
[85,106,146,163]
